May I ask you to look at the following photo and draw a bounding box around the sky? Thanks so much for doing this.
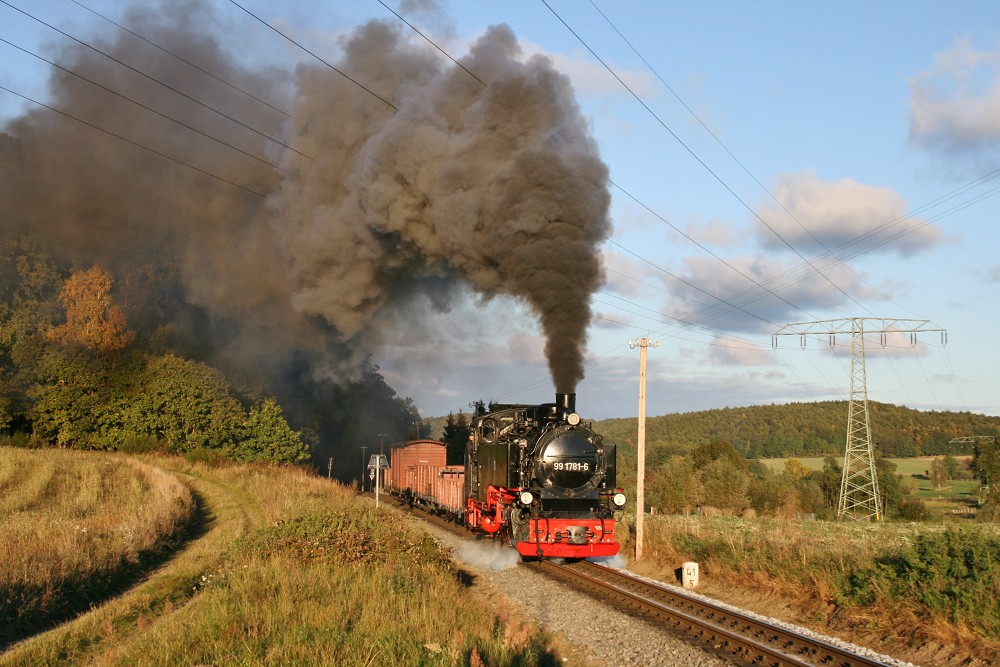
[2,0,999,422]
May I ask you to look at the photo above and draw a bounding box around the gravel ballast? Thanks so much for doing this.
[404,511,919,667]
[412,516,733,667]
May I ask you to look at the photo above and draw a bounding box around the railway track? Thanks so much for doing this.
[528,559,891,667]
[393,496,899,666]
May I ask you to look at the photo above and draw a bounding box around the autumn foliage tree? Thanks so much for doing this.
[48,265,134,354]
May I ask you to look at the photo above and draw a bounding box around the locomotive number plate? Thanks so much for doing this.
[553,461,590,471]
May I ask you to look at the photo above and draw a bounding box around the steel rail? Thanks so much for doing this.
[389,494,890,666]
[533,559,890,667]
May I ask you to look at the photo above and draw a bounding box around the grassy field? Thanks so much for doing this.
[623,513,1000,665]
[7,446,996,665]
[0,447,196,647]
[0,450,557,666]
[761,455,981,516]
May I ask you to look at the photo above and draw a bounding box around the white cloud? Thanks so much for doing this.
[754,169,944,257]
[520,42,656,99]
[661,253,887,335]
[909,38,1000,153]
[982,264,1000,284]
[683,217,738,247]
[706,336,772,367]
[600,246,667,297]
[548,54,654,99]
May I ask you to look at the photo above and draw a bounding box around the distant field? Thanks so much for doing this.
[759,456,828,472]
[760,455,981,515]
[760,455,974,474]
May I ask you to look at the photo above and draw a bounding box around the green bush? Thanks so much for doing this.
[183,447,229,467]
[26,350,309,464]
[842,529,1000,637]
[0,432,42,449]
[118,435,167,454]
[895,498,932,522]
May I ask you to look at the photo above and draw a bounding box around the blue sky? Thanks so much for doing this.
[3,1,999,422]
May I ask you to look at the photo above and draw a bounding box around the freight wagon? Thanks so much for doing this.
[386,439,465,518]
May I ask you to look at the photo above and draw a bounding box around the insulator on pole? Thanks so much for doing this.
[829,334,835,348]
[880,332,886,347]
[800,334,806,349]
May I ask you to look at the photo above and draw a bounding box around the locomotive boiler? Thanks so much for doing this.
[464,393,626,559]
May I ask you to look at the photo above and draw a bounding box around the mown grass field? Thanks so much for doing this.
[0,447,195,647]
[0,448,557,666]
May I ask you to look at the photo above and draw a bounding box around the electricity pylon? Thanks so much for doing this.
[773,318,946,521]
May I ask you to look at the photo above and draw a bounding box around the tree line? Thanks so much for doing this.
[641,439,975,521]
[600,414,1000,521]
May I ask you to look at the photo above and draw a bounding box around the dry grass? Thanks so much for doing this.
[3,455,556,666]
[622,513,1000,664]
[0,447,195,645]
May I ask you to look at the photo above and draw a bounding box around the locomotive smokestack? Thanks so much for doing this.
[556,393,576,415]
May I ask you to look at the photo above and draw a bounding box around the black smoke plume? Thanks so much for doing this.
[0,2,610,422]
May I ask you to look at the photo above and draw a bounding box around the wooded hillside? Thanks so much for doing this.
[595,401,1000,460]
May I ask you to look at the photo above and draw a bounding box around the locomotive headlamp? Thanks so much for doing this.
[566,413,581,426]
[519,491,534,506]
[612,492,627,508]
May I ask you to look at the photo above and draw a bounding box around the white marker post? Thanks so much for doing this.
[368,454,389,508]
[682,561,699,589]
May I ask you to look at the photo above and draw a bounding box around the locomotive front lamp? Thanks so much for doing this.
[519,491,534,506]
[612,492,626,508]
[566,413,581,426]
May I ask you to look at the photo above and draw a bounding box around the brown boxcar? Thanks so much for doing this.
[386,440,465,515]
[388,439,445,490]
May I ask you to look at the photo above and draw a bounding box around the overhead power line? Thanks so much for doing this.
[70,0,290,118]
[227,0,399,112]
[0,0,310,159]
[605,238,781,328]
[0,84,267,197]
[540,0,872,316]
[587,1,901,308]
[611,178,817,321]
[0,38,283,171]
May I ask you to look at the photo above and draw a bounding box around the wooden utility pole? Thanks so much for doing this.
[629,337,657,560]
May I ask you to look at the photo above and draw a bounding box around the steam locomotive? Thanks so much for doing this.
[385,393,626,559]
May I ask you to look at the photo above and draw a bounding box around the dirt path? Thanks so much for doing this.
[1,465,260,666]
